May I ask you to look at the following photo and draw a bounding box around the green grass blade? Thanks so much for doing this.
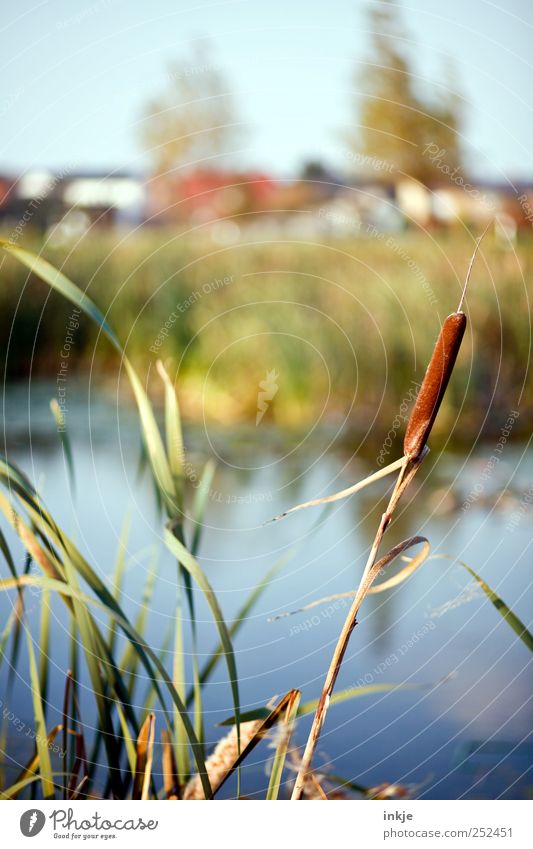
[1,772,71,800]
[459,561,533,652]
[0,573,213,799]
[164,529,241,750]
[266,690,301,800]
[118,551,158,695]
[190,459,216,555]
[189,551,291,703]
[0,242,175,513]
[1,486,198,784]
[172,586,191,782]
[0,609,17,671]
[188,508,331,705]
[61,558,125,796]
[38,590,51,714]
[50,399,75,495]
[156,361,206,760]
[141,622,174,713]
[24,623,55,799]
[108,514,131,654]
[297,682,423,716]
[157,360,185,512]
[184,461,217,750]
[170,459,217,755]
[0,526,17,579]
[1,493,139,768]
[115,702,137,776]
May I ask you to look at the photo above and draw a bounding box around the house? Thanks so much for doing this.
[145,169,278,227]
[0,169,146,238]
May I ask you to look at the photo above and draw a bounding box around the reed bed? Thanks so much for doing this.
[0,230,531,437]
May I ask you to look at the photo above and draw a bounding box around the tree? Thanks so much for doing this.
[140,41,241,176]
[348,0,463,184]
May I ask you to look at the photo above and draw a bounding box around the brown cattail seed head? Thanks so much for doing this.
[403,311,467,460]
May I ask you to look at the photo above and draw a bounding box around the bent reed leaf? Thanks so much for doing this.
[269,537,430,621]
[267,456,406,523]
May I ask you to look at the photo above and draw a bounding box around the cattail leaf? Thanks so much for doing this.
[368,539,430,593]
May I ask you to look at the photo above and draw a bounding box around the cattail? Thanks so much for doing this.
[183,720,263,800]
[403,225,489,461]
[403,311,466,460]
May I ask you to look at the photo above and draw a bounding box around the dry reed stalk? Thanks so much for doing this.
[287,748,343,800]
[291,230,488,800]
[290,454,425,799]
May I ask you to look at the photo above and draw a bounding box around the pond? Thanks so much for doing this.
[1,382,532,799]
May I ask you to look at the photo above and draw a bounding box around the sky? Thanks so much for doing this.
[1,0,532,180]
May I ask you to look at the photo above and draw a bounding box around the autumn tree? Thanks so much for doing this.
[348,0,463,183]
[140,41,241,176]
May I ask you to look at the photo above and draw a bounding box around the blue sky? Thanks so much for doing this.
[1,0,532,179]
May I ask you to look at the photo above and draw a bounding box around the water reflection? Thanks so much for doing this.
[1,383,531,799]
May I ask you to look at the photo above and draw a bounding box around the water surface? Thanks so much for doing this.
[1,383,531,799]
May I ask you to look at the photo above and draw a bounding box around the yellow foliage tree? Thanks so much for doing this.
[348,0,463,184]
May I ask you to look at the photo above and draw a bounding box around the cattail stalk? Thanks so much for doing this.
[291,229,488,800]
[290,452,424,799]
